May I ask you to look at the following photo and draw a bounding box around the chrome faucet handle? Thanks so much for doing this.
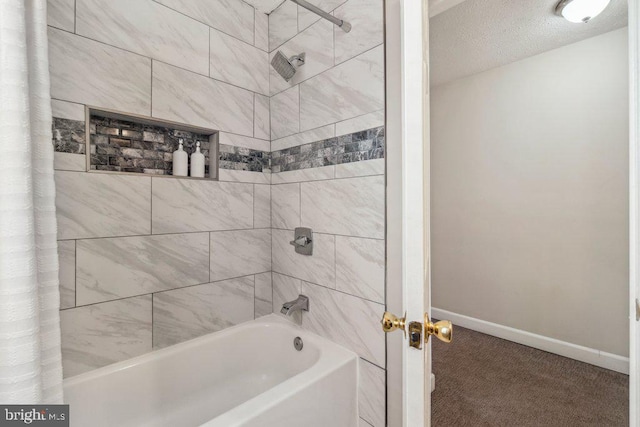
[290,227,313,256]
[290,236,311,247]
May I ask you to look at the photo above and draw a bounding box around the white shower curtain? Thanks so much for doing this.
[0,0,64,403]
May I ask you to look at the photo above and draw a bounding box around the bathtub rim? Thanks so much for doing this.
[63,313,358,389]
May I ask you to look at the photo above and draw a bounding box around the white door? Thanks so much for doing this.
[385,0,449,425]
[630,0,640,424]
[388,0,640,425]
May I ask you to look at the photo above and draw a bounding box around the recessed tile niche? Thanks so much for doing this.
[87,108,219,179]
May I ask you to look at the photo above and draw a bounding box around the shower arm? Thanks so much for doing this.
[289,0,352,32]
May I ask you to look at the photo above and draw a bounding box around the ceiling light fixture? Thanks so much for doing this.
[555,0,611,23]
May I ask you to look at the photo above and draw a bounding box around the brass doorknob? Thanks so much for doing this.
[381,311,407,337]
[425,314,453,343]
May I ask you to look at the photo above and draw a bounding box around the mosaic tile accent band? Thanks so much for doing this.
[271,126,385,173]
[52,117,384,175]
[219,144,270,172]
[53,117,85,154]
[51,116,270,175]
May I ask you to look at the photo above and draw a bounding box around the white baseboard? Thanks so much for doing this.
[431,308,629,375]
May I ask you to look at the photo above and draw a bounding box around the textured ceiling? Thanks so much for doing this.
[242,0,284,14]
[430,0,628,86]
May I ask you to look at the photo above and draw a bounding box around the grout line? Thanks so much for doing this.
[252,6,256,47]
[73,240,77,308]
[48,26,267,99]
[298,182,302,228]
[151,293,154,349]
[61,272,267,311]
[57,227,272,243]
[360,356,386,371]
[272,113,382,149]
[150,175,153,234]
[272,169,384,185]
[150,60,153,116]
[150,0,257,48]
[271,271,384,306]
[272,227,384,241]
[334,232,337,288]
[297,84,301,134]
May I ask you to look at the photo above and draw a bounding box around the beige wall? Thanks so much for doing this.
[431,28,629,356]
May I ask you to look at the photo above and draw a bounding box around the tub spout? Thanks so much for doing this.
[280,295,309,315]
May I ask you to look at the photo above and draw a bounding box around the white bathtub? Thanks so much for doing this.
[63,315,359,427]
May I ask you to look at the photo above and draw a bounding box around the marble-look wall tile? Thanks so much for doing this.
[152,61,254,136]
[76,0,209,75]
[55,171,151,240]
[298,0,347,30]
[271,165,335,184]
[255,10,269,51]
[272,229,335,288]
[210,229,271,282]
[47,0,75,31]
[58,240,75,310]
[270,19,334,96]
[360,418,374,427]
[218,170,271,185]
[61,295,152,377]
[271,85,300,140]
[54,153,85,172]
[301,281,385,366]
[151,177,253,233]
[334,0,383,64]
[336,236,384,303]
[155,0,255,45]
[335,110,384,137]
[269,1,298,51]
[272,125,335,152]
[210,29,269,95]
[272,273,302,318]
[300,46,384,131]
[254,184,271,228]
[219,132,269,152]
[301,175,384,238]
[254,94,271,141]
[255,272,273,318]
[51,100,85,122]
[48,28,151,116]
[271,183,301,229]
[335,158,385,178]
[76,233,210,305]
[153,277,254,348]
[359,359,386,427]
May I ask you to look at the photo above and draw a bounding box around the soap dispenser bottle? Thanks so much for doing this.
[190,141,205,178]
[172,138,188,176]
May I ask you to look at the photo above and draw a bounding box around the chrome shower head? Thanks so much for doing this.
[271,51,305,82]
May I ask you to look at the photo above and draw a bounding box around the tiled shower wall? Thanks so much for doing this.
[49,0,385,425]
[47,0,273,377]
[268,1,385,426]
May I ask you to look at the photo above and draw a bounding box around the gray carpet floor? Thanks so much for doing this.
[431,325,629,426]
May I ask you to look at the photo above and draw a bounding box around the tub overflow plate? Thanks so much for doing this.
[294,336,303,351]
